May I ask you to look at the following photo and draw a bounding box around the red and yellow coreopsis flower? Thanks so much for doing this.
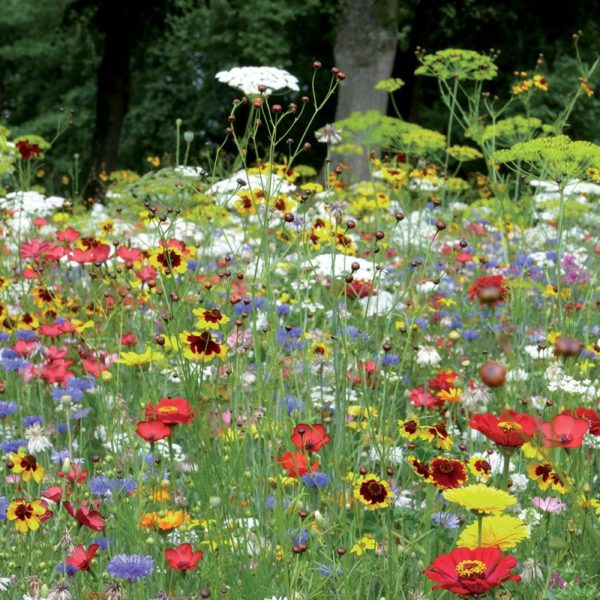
[8,449,45,483]
[7,498,47,533]
[353,473,393,510]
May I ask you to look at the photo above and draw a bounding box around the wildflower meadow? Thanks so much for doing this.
[1,36,600,600]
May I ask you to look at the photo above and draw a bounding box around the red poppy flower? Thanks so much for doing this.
[541,414,589,448]
[469,410,538,448]
[56,464,88,483]
[424,546,520,596]
[277,451,320,478]
[429,457,468,489]
[564,408,600,436]
[408,386,443,409]
[66,544,100,571]
[165,543,203,571]
[468,275,509,306]
[41,485,63,503]
[290,423,330,452]
[16,139,42,160]
[135,420,172,442]
[146,397,194,425]
[428,370,458,392]
[63,501,105,532]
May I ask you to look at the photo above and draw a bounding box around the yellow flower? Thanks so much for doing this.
[193,307,230,330]
[7,498,46,533]
[8,449,45,483]
[140,510,189,531]
[115,347,164,366]
[443,484,516,514]
[527,462,571,493]
[149,246,187,276]
[467,457,492,482]
[350,534,378,555]
[353,473,393,510]
[457,515,529,550]
[178,331,227,362]
[147,155,161,167]
[437,387,462,404]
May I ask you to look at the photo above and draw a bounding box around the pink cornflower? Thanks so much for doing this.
[532,496,567,514]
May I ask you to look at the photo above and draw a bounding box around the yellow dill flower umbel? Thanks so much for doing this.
[443,484,516,514]
[457,515,529,550]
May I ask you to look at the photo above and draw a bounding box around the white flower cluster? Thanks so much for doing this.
[215,66,299,96]
[415,346,442,366]
[544,361,598,397]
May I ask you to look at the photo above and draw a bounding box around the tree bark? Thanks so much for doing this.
[332,0,399,182]
[90,0,141,179]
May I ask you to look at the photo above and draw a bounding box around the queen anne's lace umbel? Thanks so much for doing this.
[215,66,299,96]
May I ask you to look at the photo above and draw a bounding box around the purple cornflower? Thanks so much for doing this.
[15,330,37,342]
[432,511,461,529]
[0,401,18,417]
[0,496,8,519]
[106,554,154,581]
[300,471,330,488]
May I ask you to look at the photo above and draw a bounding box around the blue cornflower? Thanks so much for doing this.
[0,439,28,453]
[277,303,291,316]
[0,401,18,417]
[15,330,37,342]
[0,348,28,371]
[381,353,399,367]
[51,448,70,465]
[432,511,461,529]
[0,496,9,519]
[93,537,111,550]
[414,317,428,329]
[300,471,330,489]
[274,327,304,351]
[290,529,309,545]
[106,554,154,581]
[0,332,9,343]
[56,563,78,575]
[462,329,480,340]
[89,476,137,498]
[23,415,43,427]
[317,563,343,577]
[280,396,304,415]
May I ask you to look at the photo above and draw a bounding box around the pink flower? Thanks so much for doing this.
[532,496,567,514]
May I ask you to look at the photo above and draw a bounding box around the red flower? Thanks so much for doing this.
[468,275,508,306]
[66,544,100,572]
[146,397,194,425]
[16,139,42,160]
[56,464,88,483]
[564,408,600,436]
[135,420,172,442]
[120,332,138,347]
[428,370,458,392]
[424,546,520,596]
[469,410,538,448]
[290,423,330,452]
[277,451,320,478]
[165,543,203,571]
[429,457,468,489]
[541,414,589,448]
[345,279,377,299]
[63,501,105,532]
[41,485,63,503]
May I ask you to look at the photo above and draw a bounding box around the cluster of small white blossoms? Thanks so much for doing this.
[215,66,300,96]
[544,361,597,397]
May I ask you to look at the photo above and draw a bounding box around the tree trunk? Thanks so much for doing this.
[90,0,141,180]
[331,0,399,182]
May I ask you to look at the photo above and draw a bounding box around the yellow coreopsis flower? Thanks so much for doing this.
[457,515,529,550]
[7,498,46,533]
[149,246,187,276]
[8,449,45,483]
[353,473,393,510]
[350,534,378,555]
[193,307,230,330]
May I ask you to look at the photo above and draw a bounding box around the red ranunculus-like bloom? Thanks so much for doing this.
[66,544,100,571]
[469,410,538,448]
[135,420,172,442]
[146,397,194,425]
[468,275,509,306]
[290,423,330,452]
[16,139,42,160]
[277,451,320,478]
[541,414,589,448]
[424,546,520,596]
[165,543,203,571]
[429,457,468,489]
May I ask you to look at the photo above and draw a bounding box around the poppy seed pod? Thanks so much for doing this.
[477,285,502,304]
[479,361,507,387]
[554,336,583,358]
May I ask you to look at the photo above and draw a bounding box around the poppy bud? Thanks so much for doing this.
[554,336,583,358]
[479,361,507,388]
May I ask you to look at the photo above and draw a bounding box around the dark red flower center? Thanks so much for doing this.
[360,479,387,503]
[187,332,220,356]
[157,249,182,269]
[15,503,33,521]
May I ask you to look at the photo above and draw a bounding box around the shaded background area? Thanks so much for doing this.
[1,0,599,193]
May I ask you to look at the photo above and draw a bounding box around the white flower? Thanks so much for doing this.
[520,558,543,583]
[215,66,299,96]
[25,424,52,453]
[415,346,441,366]
[0,577,13,592]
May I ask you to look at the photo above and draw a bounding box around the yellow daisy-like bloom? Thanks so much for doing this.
[178,330,227,362]
[115,347,164,366]
[467,456,492,482]
[437,387,462,404]
[353,473,393,510]
[527,462,571,494]
[443,484,516,514]
[419,423,454,451]
[350,534,378,555]
[457,515,529,550]
[148,246,187,276]
[7,498,46,533]
[140,509,189,531]
[398,418,421,440]
[193,307,230,330]
[8,449,45,483]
